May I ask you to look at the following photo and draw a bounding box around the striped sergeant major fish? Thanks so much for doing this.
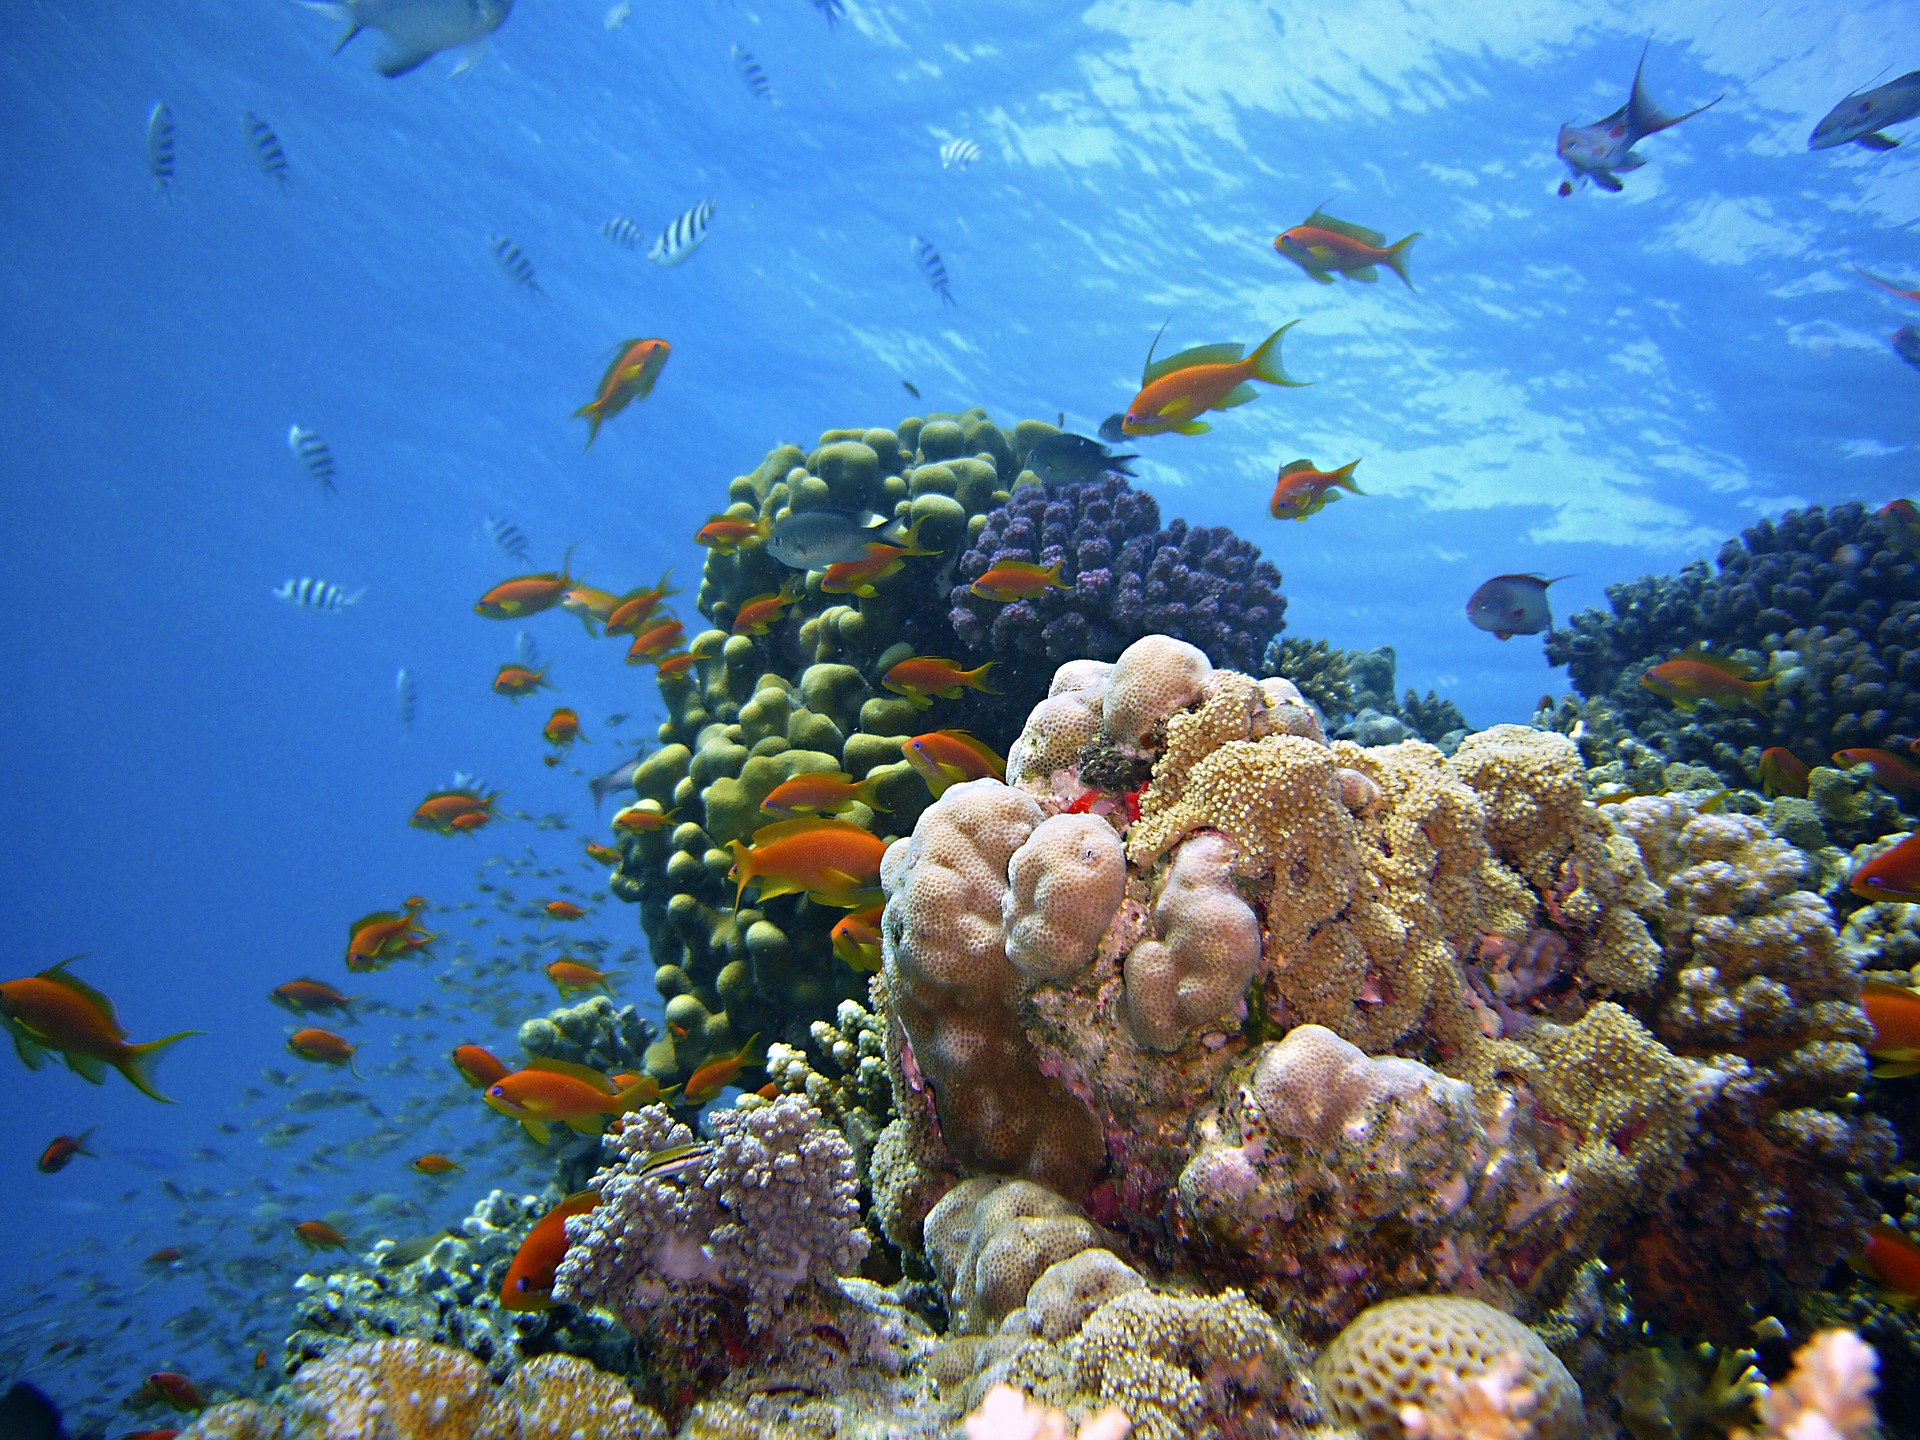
[732,46,773,103]
[484,516,531,564]
[939,137,980,170]
[243,111,290,190]
[648,200,714,267]
[601,216,645,248]
[273,577,365,611]
[490,235,542,293]
[147,102,176,198]
[288,425,337,494]
[910,236,955,307]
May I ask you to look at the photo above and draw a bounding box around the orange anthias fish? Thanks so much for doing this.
[1862,980,1920,1077]
[576,337,670,451]
[902,729,1007,797]
[1859,1223,1920,1306]
[546,959,622,997]
[1273,209,1418,289]
[346,898,436,970]
[1269,459,1363,520]
[410,787,498,835]
[451,1044,510,1090]
[626,617,686,664]
[1860,268,1920,303]
[604,573,679,635]
[493,663,554,701]
[731,580,802,636]
[683,1034,762,1106]
[1834,748,1920,794]
[544,708,585,747]
[726,818,889,910]
[970,559,1069,604]
[544,899,587,921]
[500,1189,601,1312]
[696,513,771,554]
[559,585,622,634]
[1121,322,1306,438]
[655,651,697,678]
[287,1028,361,1078]
[584,841,623,866]
[145,1247,183,1266]
[0,959,200,1102]
[830,906,885,973]
[1639,651,1772,713]
[38,1128,97,1173]
[760,771,891,819]
[1880,498,1920,559]
[1854,833,1920,905]
[270,979,361,1018]
[475,547,579,620]
[883,656,1000,709]
[483,1056,666,1144]
[411,1153,462,1175]
[819,521,938,597]
[612,804,680,835]
[1758,747,1812,799]
[292,1220,348,1250]
[136,1373,207,1413]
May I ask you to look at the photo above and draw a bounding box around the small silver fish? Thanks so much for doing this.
[301,0,513,78]
[589,755,645,811]
[243,112,289,190]
[484,516,531,563]
[1811,70,1920,151]
[767,508,902,569]
[601,216,645,247]
[910,235,954,307]
[1466,574,1567,640]
[1026,433,1137,487]
[273,577,365,611]
[147,102,175,198]
[1555,44,1719,195]
[288,424,337,494]
[732,46,774,103]
[940,137,981,170]
[396,667,416,735]
[648,200,714,267]
[490,235,542,293]
[603,0,631,30]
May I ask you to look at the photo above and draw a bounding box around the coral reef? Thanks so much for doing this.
[1733,1329,1879,1440]
[518,995,655,1075]
[1263,636,1468,746]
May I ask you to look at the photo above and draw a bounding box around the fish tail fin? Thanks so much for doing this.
[1628,45,1722,140]
[348,1048,364,1081]
[613,1075,662,1111]
[574,404,603,451]
[971,661,1002,695]
[659,567,680,597]
[1335,461,1364,494]
[727,841,754,911]
[75,1126,98,1156]
[1246,321,1306,387]
[119,1030,203,1103]
[855,773,895,812]
[1385,234,1419,289]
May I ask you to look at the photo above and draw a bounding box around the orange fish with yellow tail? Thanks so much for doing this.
[287,1027,362,1079]
[410,785,498,835]
[760,771,891,819]
[612,804,679,835]
[1121,321,1307,438]
[493,662,554,701]
[830,906,885,973]
[726,817,889,910]
[1855,1222,1920,1307]
[731,580,802,636]
[902,728,1006,797]
[559,584,621,634]
[1862,979,1920,1077]
[476,546,579,619]
[483,1056,669,1144]
[696,512,771,554]
[411,1153,462,1175]
[626,617,686,664]
[682,1034,762,1106]
[0,959,200,1102]
[883,656,1000,709]
[500,1189,602,1311]
[543,708,584,747]
[576,338,669,451]
[544,899,587,921]
[1269,458,1362,520]
[1639,649,1772,712]
[604,572,679,636]
[451,1044,510,1090]
[969,559,1068,603]
[819,518,940,597]
[546,959,622,997]
[346,898,436,970]
[270,978,361,1019]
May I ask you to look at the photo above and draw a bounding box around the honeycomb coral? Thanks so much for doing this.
[288,1338,494,1440]
[1312,1296,1581,1440]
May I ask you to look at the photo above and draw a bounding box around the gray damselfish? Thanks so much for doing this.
[1026,432,1138,487]
[767,509,903,569]
[300,0,513,78]
[1466,573,1567,640]
[1556,43,1720,195]
[1811,72,1920,151]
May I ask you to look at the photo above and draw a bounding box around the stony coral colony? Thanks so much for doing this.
[166,409,1920,1439]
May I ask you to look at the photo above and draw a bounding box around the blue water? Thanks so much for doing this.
[4,0,1919,1420]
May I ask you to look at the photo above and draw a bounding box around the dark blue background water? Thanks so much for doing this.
[2,0,1916,1420]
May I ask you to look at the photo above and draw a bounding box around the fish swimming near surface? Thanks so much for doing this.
[1026,433,1137,487]
[147,102,175,198]
[1555,44,1720,195]
[1273,208,1418,288]
[489,235,542,294]
[38,1129,97,1174]
[1639,649,1771,712]
[940,137,982,170]
[1811,71,1920,151]
[0,958,200,1102]
[576,338,670,450]
[1269,459,1363,521]
[242,111,289,190]
[1121,321,1306,437]
[911,236,955,307]
[733,46,774,103]
[1466,573,1565,640]
[601,216,645,248]
[483,517,531,565]
[767,509,903,569]
[287,424,337,494]
[395,666,415,736]
[648,200,715,267]
[300,0,513,78]
[273,577,365,611]
[1894,326,1920,372]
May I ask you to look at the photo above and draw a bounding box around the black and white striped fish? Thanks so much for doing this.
[484,517,531,564]
[732,46,774,103]
[147,102,175,198]
[272,577,364,611]
[243,111,289,190]
[807,0,845,26]
[939,138,981,170]
[287,424,337,495]
[910,236,955,307]
[648,201,714,267]
[396,667,416,736]
[601,216,645,248]
[490,235,542,293]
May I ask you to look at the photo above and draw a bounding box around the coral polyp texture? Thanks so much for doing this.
[867,633,1882,1351]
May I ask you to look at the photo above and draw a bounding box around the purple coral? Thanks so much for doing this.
[553,1096,868,1337]
[949,475,1285,674]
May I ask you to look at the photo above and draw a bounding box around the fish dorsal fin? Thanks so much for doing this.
[748,816,869,845]
[1144,341,1246,385]
[934,729,1005,767]
[1138,319,1171,385]
[40,958,123,1034]
[1276,460,1316,479]
[526,1055,616,1091]
[1305,208,1385,247]
[1676,647,1757,679]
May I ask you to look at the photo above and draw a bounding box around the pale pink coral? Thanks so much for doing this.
[1733,1329,1878,1440]
[964,1382,1131,1440]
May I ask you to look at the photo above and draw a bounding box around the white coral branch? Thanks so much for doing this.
[1734,1330,1878,1440]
